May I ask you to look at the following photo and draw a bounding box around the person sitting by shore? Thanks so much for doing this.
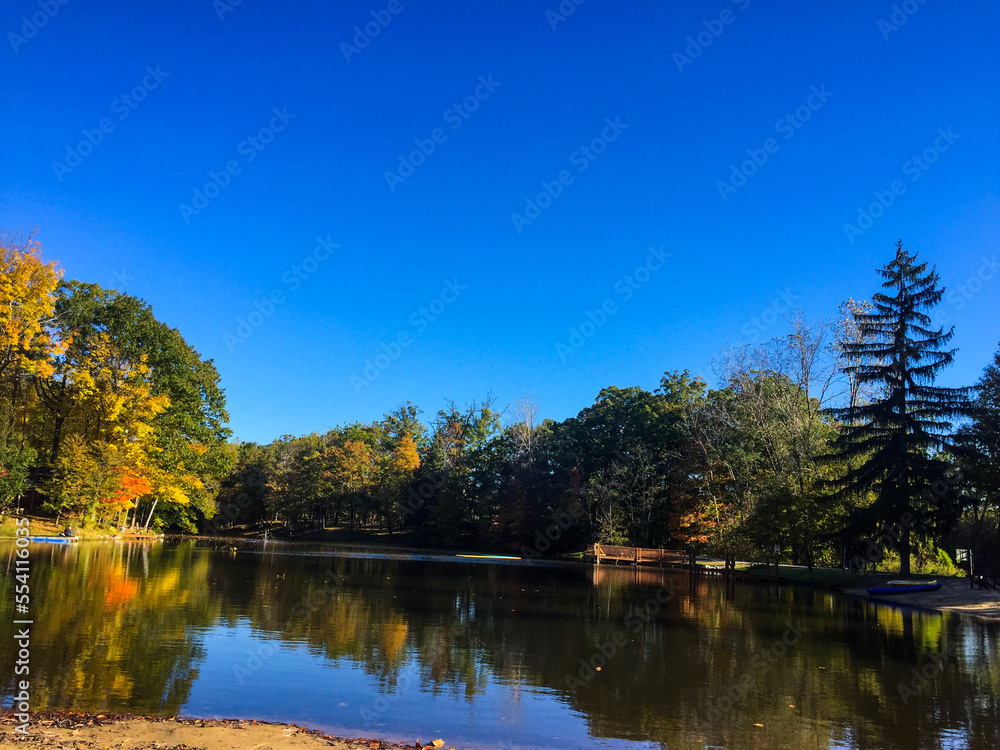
[60,526,74,537]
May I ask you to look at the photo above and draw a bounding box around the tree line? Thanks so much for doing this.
[2,235,998,575]
[214,242,999,576]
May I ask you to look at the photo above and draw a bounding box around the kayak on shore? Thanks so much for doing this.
[867,580,941,595]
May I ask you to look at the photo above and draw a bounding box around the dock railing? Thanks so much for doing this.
[585,543,693,568]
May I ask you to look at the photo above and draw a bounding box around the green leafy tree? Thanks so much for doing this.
[41,282,232,530]
[0,441,35,511]
[47,435,123,524]
[954,341,1000,567]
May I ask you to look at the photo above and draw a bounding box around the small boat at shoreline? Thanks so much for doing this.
[455,554,521,560]
[867,580,941,595]
[27,536,79,544]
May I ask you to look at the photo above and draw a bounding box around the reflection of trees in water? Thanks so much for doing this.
[225,552,1000,750]
[3,543,998,749]
[0,541,214,715]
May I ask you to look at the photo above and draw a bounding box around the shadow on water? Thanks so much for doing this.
[2,540,999,749]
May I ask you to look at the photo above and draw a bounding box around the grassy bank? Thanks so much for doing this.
[741,564,945,589]
[0,515,156,540]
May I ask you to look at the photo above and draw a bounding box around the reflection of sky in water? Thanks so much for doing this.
[184,623,654,750]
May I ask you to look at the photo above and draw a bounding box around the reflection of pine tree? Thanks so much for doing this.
[829,241,969,575]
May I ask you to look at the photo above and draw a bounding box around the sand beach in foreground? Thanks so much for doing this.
[0,714,449,750]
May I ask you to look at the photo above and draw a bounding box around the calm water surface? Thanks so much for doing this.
[2,540,999,749]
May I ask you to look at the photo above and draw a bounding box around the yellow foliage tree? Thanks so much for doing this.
[49,436,125,525]
[0,238,63,380]
[52,332,207,528]
[377,433,420,536]
[322,439,376,531]
[390,433,420,476]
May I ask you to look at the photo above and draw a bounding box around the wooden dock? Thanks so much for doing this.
[585,544,693,567]
[584,545,782,582]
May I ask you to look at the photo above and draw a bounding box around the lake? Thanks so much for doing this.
[2,540,998,749]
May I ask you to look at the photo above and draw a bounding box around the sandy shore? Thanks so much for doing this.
[0,713,450,750]
[841,576,1000,620]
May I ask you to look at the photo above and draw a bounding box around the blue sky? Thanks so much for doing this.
[2,0,997,443]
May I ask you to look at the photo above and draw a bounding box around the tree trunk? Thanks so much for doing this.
[143,498,158,531]
[50,415,66,464]
[899,525,911,577]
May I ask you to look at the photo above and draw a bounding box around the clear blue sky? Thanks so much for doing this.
[2,0,998,443]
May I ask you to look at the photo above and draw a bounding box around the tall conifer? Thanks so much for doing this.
[831,241,969,575]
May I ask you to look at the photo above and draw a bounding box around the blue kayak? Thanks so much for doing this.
[27,536,77,544]
[867,583,941,595]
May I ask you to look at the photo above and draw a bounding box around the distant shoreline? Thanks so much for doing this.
[6,516,999,622]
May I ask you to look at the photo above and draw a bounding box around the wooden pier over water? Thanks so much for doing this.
[585,544,781,582]
[587,543,692,567]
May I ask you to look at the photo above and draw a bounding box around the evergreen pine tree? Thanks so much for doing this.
[830,240,969,575]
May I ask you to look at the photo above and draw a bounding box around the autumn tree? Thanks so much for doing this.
[0,235,63,382]
[48,436,125,524]
[323,435,376,531]
[376,432,420,536]
[38,282,230,530]
[0,234,63,485]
